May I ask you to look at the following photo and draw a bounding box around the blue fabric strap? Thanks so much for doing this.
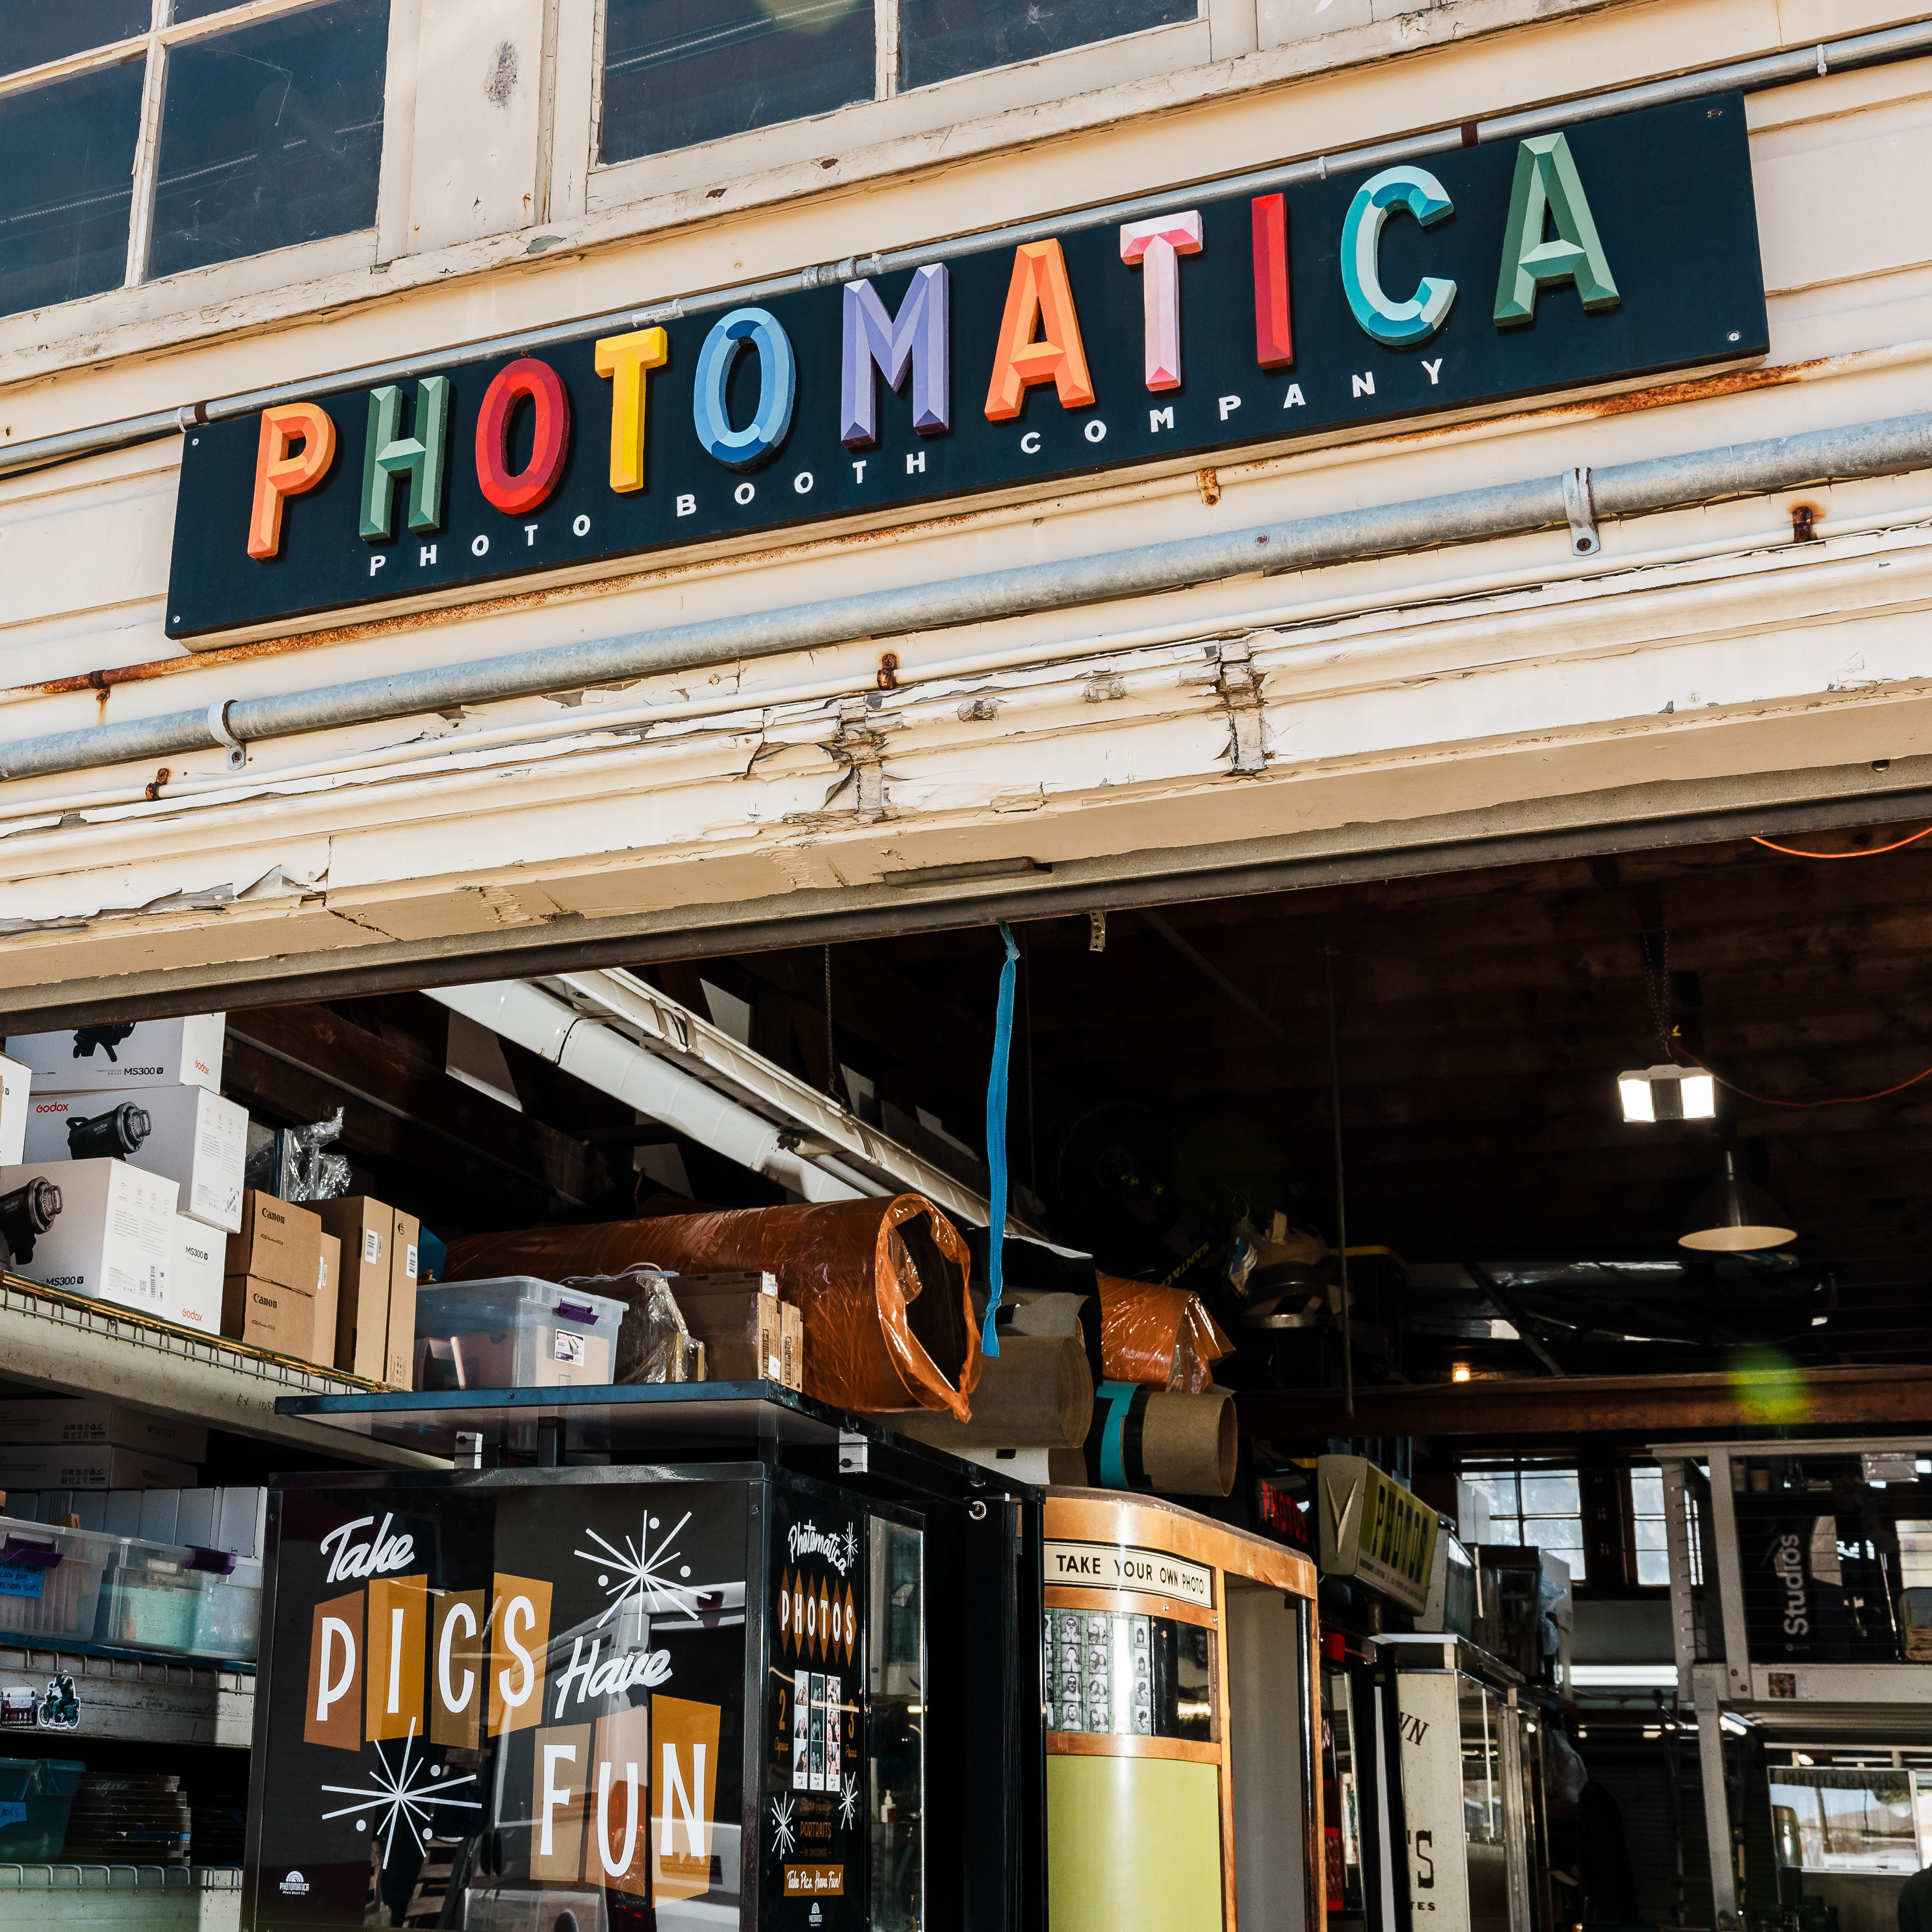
[981,921,1021,1358]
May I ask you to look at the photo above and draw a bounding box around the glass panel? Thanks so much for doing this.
[1518,1472,1581,1517]
[1636,1548,1672,1586]
[172,0,262,18]
[1486,1520,1522,1547]
[0,61,144,320]
[601,0,873,164]
[898,0,1192,90]
[1463,1470,1519,1517]
[870,1517,923,1932]
[1631,1468,1666,1517]
[1,2,150,77]
[1043,1608,1213,1740]
[148,0,388,280]
[1633,1520,1669,1552]
[1459,1682,1501,1844]
[1769,1767,1921,1875]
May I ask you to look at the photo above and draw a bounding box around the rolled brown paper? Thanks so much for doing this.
[443,1195,979,1420]
[1141,1388,1237,1498]
[888,1335,1094,1449]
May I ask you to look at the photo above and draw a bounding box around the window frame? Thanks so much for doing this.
[573,0,1229,212]
[0,0,413,307]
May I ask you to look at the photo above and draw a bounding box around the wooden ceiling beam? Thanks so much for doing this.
[1240,1364,1932,1437]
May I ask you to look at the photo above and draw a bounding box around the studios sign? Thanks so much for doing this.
[166,94,1765,640]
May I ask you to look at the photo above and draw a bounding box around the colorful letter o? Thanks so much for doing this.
[692,308,796,472]
[475,357,573,514]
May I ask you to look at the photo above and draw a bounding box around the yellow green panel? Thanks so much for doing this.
[1048,1754,1223,1932]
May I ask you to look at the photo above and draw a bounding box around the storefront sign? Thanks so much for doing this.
[1318,1455,1437,1614]
[1044,1538,1215,1609]
[166,93,1763,641]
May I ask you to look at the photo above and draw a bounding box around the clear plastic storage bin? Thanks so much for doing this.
[94,1539,262,1662]
[414,1276,625,1390]
[0,1517,117,1642]
[0,1757,83,1860]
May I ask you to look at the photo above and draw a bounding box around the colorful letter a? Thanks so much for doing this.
[983,240,1095,422]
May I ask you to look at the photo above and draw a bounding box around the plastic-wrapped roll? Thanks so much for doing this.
[1082,1380,1236,1497]
[444,1195,981,1420]
[889,1336,1093,1449]
[1096,1275,1233,1393]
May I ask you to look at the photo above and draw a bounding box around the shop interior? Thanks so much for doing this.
[4,817,1932,1928]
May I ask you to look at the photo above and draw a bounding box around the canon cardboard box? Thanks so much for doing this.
[316,1231,340,1373]
[8,1015,224,1096]
[0,1158,179,1319]
[222,1272,321,1360]
[0,1446,198,1490]
[24,1085,247,1234]
[225,1190,321,1295]
[315,1197,393,1382]
[387,1208,420,1388]
[0,1399,207,1463]
[0,1052,25,1166]
[171,1215,224,1335]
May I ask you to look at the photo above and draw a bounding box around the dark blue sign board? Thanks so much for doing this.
[166,93,1765,641]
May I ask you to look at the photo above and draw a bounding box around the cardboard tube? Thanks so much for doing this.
[890,1336,1093,1448]
[1141,1389,1237,1497]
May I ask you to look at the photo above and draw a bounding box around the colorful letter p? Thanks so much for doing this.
[247,402,337,559]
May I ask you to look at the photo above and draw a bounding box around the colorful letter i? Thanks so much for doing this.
[1252,194,1292,369]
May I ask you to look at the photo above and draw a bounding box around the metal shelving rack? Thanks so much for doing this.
[0,1274,445,1471]
[0,1642,251,1750]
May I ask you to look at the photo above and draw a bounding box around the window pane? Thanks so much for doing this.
[602,0,873,163]
[148,0,387,281]
[899,0,1191,91]
[0,61,144,320]
[172,0,261,18]
[1630,1469,1665,1516]
[1636,1549,1672,1586]
[1463,1471,1518,1517]
[1,2,150,77]
[1633,1520,1669,1552]
[1486,1520,1522,1547]
[1519,1472,1581,1516]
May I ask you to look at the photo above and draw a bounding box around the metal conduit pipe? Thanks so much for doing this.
[1,19,1927,485]
[430,979,870,1207]
[4,409,1930,784]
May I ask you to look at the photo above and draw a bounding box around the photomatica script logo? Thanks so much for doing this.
[278,1872,311,1896]
[321,1513,417,1583]
[786,1520,854,1577]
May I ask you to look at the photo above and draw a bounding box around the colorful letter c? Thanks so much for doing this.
[475,357,572,514]
[1340,166,1458,348]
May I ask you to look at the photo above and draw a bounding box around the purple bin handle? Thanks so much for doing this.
[0,1536,61,1570]
[555,1301,595,1325]
[185,1547,238,1576]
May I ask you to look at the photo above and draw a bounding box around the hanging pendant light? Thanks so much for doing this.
[1678,1150,1796,1251]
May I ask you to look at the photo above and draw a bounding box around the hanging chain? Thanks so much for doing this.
[1640,928,1676,1054]
[824,944,838,1101]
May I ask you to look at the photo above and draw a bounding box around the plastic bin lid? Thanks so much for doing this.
[417,1275,625,1324]
[0,1759,83,1796]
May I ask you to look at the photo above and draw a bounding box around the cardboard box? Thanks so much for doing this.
[315,1231,341,1373]
[222,1271,319,1358]
[781,1299,803,1392]
[676,1273,785,1382]
[387,1209,420,1388]
[8,1015,224,1096]
[315,1197,393,1382]
[0,1400,208,1463]
[0,1053,26,1166]
[0,1158,178,1319]
[171,1216,224,1335]
[0,1446,197,1490]
[224,1190,321,1295]
[24,1086,248,1235]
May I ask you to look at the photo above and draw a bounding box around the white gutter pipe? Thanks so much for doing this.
[434,978,866,1207]
[432,971,1024,1231]
[1,20,1925,484]
[5,410,1931,784]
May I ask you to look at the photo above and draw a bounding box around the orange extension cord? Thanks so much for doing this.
[1750,825,1932,859]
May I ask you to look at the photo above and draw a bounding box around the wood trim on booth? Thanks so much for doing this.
[1045,1732,1222,1765]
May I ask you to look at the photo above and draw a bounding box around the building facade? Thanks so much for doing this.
[0,0,1929,1014]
